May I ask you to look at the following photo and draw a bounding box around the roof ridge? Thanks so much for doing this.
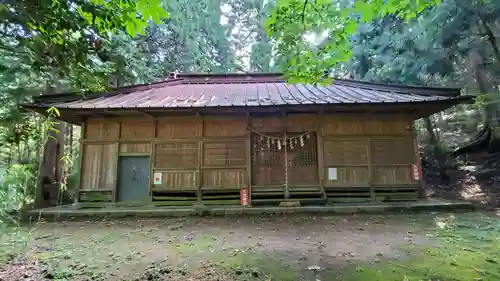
[177,72,282,78]
[333,79,461,97]
[32,78,185,104]
[177,73,461,97]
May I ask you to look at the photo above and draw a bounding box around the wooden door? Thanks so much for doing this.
[251,133,318,187]
[117,156,150,201]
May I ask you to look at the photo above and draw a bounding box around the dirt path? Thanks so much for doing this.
[3,214,437,281]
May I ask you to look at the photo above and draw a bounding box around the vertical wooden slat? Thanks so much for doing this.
[99,144,118,190]
[367,137,374,201]
[89,145,103,190]
[316,123,326,198]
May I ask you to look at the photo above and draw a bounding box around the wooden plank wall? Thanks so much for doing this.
[152,117,248,192]
[80,117,249,199]
[79,114,419,201]
[80,143,118,191]
[321,116,418,200]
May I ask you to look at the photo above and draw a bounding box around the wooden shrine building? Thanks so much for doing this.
[25,73,469,207]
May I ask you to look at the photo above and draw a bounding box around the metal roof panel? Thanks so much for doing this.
[37,73,465,110]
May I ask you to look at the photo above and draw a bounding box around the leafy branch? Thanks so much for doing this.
[266,0,442,83]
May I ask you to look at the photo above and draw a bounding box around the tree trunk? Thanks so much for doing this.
[471,51,497,127]
[35,121,66,208]
[424,117,437,145]
[481,21,500,64]
[424,116,447,182]
[35,79,67,208]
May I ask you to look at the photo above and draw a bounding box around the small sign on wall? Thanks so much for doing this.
[240,188,249,206]
[328,167,338,180]
[411,164,421,181]
[153,172,162,185]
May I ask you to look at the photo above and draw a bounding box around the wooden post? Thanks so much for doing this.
[198,118,204,202]
[75,122,86,203]
[367,137,375,201]
[148,120,156,201]
[284,132,289,199]
[110,143,119,203]
[246,116,252,206]
[280,113,287,200]
[111,122,121,202]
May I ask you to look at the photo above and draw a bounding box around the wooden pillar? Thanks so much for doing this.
[198,118,204,202]
[107,143,117,203]
[111,122,121,202]
[147,120,156,202]
[246,116,253,206]
[280,113,287,199]
[316,118,326,199]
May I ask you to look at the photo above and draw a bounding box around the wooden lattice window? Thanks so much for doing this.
[251,133,282,166]
[287,133,318,185]
[251,133,285,186]
[288,134,318,167]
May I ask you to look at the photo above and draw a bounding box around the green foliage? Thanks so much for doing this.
[343,0,500,89]
[0,0,168,92]
[347,15,454,86]
[160,0,237,73]
[67,169,80,193]
[266,0,442,83]
[97,0,240,87]
[84,0,170,37]
[0,164,35,222]
[324,0,500,147]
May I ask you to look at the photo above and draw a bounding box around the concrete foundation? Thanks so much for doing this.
[25,199,474,220]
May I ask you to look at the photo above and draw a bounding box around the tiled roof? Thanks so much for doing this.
[32,73,465,109]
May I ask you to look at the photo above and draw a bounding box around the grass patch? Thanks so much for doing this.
[0,225,32,264]
[222,252,298,281]
[170,233,299,281]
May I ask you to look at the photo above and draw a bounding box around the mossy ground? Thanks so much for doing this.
[339,213,500,281]
[0,212,499,281]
